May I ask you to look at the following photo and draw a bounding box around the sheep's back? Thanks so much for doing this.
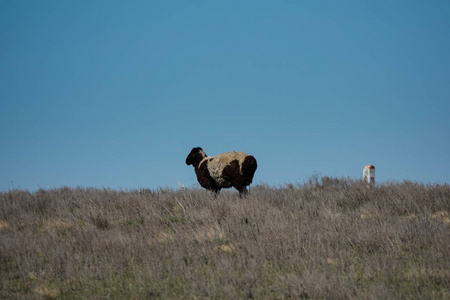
[203,151,249,186]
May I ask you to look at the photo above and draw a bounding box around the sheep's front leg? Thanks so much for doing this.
[207,186,220,194]
[211,188,220,198]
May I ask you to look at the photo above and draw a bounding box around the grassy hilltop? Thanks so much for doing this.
[1,178,449,299]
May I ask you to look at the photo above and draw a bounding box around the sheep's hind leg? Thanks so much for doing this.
[238,188,248,198]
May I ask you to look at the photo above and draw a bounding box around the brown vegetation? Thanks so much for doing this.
[1,178,449,299]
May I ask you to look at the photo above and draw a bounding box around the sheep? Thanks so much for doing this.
[185,147,257,196]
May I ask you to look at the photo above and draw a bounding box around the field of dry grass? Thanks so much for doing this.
[1,177,449,299]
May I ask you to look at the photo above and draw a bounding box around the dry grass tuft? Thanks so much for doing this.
[1,179,449,299]
[32,286,60,299]
[40,219,73,232]
[0,220,11,230]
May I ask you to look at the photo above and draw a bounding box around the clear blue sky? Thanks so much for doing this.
[1,1,449,191]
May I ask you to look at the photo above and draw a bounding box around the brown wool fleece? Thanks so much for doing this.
[186,147,257,195]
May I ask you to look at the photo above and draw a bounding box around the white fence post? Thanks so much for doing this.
[363,164,375,185]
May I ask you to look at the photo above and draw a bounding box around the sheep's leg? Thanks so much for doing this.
[208,187,220,198]
[238,188,248,198]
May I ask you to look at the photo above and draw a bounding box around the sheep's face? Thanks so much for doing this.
[185,147,207,166]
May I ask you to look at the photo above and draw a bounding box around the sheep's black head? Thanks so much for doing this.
[186,147,206,166]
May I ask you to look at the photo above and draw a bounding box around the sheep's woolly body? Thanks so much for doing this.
[186,147,257,195]
[199,151,248,188]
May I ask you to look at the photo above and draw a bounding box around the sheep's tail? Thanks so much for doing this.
[242,155,257,186]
